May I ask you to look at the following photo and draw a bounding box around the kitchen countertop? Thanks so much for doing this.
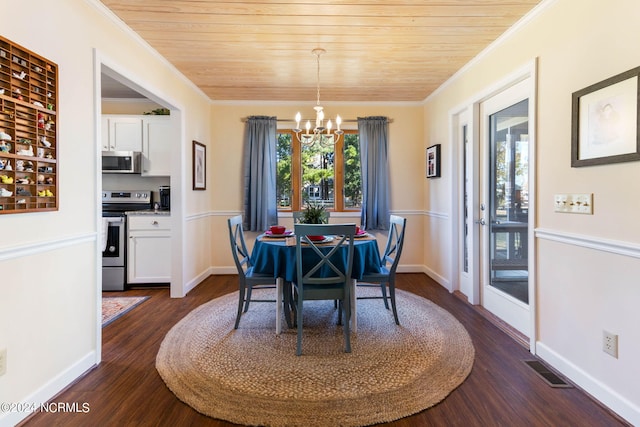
[126,209,171,216]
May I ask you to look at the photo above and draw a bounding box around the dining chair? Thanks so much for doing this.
[292,210,330,224]
[356,215,407,325]
[227,215,283,333]
[293,223,356,355]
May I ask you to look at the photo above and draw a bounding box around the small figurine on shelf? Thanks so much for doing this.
[0,159,5,170]
[45,176,54,185]
[4,160,11,171]
[40,136,51,147]
[0,188,12,197]
[12,71,26,80]
[16,160,24,171]
[17,146,34,156]
[0,141,10,152]
[33,101,44,108]
[0,131,11,141]
[37,113,45,129]
[12,87,22,100]
[25,161,34,172]
[16,187,31,196]
[37,174,44,183]
[0,175,13,184]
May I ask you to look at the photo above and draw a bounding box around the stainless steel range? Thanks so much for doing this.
[102,190,152,291]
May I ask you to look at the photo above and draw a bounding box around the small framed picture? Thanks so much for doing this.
[426,144,441,178]
[192,140,206,190]
[571,66,640,167]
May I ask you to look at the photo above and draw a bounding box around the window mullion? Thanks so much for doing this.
[292,135,302,210]
[334,137,344,211]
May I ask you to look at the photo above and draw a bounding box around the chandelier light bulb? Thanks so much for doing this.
[292,48,343,147]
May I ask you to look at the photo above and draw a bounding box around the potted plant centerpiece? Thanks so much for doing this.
[299,203,327,241]
[300,203,327,224]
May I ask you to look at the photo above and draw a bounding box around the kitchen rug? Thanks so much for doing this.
[102,296,149,327]
[156,288,474,426]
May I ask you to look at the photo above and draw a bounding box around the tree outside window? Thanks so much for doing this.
[276,130,361,212]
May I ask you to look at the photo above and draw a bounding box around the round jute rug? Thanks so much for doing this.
[156,288,474,427]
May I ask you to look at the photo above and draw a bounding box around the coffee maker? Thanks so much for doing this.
[159,186,170,210]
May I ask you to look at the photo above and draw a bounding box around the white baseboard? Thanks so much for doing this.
[0,351,96,427]
[536,342,639,426]
[183,267,214,295]
[420,265,451,292]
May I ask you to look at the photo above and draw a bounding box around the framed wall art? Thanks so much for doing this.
[571,66,640,167]
[426,144,441,178]
[192,140,206,190]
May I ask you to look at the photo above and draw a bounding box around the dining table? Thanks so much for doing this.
[251,231,382,333]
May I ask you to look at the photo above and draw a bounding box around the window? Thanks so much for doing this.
[276,130,361,212]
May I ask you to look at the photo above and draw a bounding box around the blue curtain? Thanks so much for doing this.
[358,116,390,230]
[243,116,277,231]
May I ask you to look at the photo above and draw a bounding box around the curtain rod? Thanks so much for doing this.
[241,118,393,123]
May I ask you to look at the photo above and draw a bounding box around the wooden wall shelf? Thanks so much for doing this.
[0,35,58,214]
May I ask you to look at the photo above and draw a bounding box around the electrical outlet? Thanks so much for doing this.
[0,348,6,376]
[554,193,593,214]
[602,331,618,358]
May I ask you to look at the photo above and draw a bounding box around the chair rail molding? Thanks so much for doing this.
[535,228,640,259]
[0,232,95,261]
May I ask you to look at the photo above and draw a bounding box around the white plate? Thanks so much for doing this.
[305,236,334,244]
[264,230,294,238]
[353,232,369,238]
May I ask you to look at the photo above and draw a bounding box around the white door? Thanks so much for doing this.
[456,107,480,304]
[478,78,531,337]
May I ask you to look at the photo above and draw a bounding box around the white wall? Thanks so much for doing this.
[0,1,210,425]
[423,0,640,424]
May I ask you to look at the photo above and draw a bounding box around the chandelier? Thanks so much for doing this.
[293,48,343,147]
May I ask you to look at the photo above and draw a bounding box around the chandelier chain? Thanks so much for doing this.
[316,51,321,106]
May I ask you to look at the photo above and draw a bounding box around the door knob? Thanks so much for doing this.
[475,218,486,226]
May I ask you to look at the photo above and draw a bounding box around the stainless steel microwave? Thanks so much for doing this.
[102,151,141,174]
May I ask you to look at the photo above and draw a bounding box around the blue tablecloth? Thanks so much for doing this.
[251,236,382,282]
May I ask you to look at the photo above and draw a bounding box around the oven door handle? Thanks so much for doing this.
[104,217,124,224]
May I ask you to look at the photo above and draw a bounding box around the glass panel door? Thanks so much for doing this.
[489,99,529,303]
[479,76,531,337]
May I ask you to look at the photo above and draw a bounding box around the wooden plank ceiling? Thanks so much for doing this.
[99,0,542,102]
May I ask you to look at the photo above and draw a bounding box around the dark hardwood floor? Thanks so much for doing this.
[21,274,628,427]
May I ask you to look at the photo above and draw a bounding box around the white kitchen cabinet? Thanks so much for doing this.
[102,115,143,152]
[127,215,171,284]
[141,116,171,176]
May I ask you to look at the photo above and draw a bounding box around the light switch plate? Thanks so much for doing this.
[554,193,593,214]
